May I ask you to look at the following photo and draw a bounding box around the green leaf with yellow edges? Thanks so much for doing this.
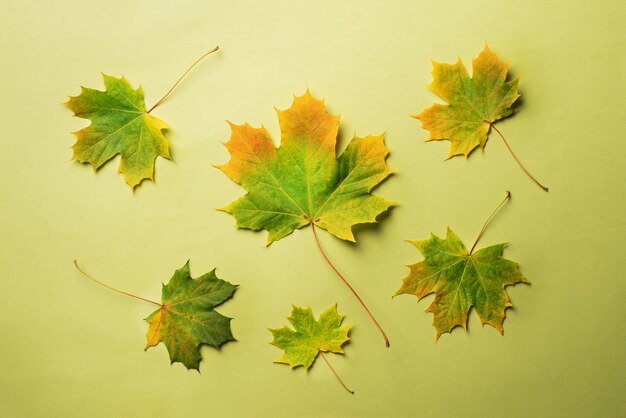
[65,74,170,189]
[415,45,520,158]
[217,90,394,245]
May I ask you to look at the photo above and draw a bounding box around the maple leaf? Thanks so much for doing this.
[73,259,236,371]
[270,303,354,393]
[64,74,170,189]
[415,45,548,191]
[394,193,529,339]
[64,46,219,189]
[145,261,237,370]
[217,90,394,244]
[269,303,351,369]
[415,44,519,158]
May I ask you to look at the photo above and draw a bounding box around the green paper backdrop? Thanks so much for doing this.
[1,1,624,417]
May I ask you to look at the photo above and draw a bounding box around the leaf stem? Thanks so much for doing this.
[146,45,220,114]
[469,191,511,255]
[319,351,354,394]
[73,260,161,306]
[486,121,549,192]
[310,223,390,348]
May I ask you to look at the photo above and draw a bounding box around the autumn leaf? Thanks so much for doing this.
[145,261,237,370]
[415,44,519,158]
[65,74,170,189]
[269,303,354,393]
[217,90,394,244]
[270,304,350,369]
[394,192,529,339]
[217,90,393,347]
[415,44,548,191]
[74,259,236,371]
[65,46,219,189]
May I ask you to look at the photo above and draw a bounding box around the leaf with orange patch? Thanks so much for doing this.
[145,261,237,370]
[73,259,236,371]
[217,90,394,245]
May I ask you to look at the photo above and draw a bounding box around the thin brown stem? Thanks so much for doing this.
[469,191,511,255]
[319,352,354,394]
[487,122,549,192]
[146,46,220,114]
[310,223,390,348]
[73,260,161,307]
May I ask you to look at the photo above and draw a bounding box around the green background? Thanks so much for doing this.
[1,1,624,417]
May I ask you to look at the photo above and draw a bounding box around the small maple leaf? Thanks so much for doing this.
[217,90,394,245]
[64,46,220,189]
[394,228,528,339]
[269,303,351,370]
[415,44,519,158]
[65,74,170,189]
[144,261,237,370]
[269,303,354,393]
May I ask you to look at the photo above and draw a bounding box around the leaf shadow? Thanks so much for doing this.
[350,205,397,248]
[504,66,525,117]
[336,125,350,154]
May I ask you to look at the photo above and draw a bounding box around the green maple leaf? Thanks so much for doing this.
[394,228,528,339]
[145,261,237,370]
[65,74,170,189]
[269,303,351,370]
[415,44,519,158]
[217,90,394,244]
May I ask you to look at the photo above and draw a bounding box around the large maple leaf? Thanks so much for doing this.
[415,44,519,158]
[65,74,170,189]
[145,261,237,370]
[394,228,528,339]
[217,90,394,245]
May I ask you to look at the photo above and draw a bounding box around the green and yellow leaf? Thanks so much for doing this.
[269,303,351,370]
[145,261,237,370]
[217,90,394,244]
[415,45,520,158]
[65,74,170,189]
[394,228,528,339]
